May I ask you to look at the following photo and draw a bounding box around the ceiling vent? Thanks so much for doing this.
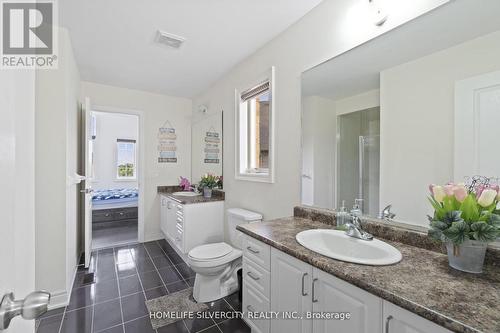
[156,30,186,49]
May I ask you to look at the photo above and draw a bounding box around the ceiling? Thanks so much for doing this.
[60,0,322,98]
[302,0,500,101]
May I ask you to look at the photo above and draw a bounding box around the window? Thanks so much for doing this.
[116,139,136,179]
[235,67,275,182]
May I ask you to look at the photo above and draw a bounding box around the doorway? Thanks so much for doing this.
[88,110,140,249]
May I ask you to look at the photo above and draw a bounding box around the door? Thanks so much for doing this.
[82,97,94,267]
[312,268,382,333]
[383,301,452,333]
[0,71,40,332]
[270,249,313,333]
[455,70,500,182]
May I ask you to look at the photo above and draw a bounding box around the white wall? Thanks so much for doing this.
[35,27,81,307]
[191,111,223,182]
[92,112,139,190]
[193,0,449,222]
[81,82,192,241]
[380,30,500,227]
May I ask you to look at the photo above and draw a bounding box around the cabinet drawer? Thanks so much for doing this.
[113,207,137,220]
[243,283,270,333]
[243,236,270,270]
[92,210,114,222]
[243,257,270,298]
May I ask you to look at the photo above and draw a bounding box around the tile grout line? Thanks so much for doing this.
[152,240,194,333]
[113,246,127,333]
[154,240,191,287]
[154,240,221,333]
[129,244,160,332]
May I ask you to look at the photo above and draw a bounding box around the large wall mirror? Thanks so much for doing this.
[301,5,500,230]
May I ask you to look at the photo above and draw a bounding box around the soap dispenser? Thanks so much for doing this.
[336,200,348,226]
[350,199,363,217]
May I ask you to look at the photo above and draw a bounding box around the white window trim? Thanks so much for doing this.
[116,138,137,181]
[234,66,275,183]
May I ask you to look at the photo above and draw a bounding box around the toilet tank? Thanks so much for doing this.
[227,208,262,249]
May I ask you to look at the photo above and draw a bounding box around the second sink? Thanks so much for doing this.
[296,229,402,266]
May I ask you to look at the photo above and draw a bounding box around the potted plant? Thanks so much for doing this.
[198,173,220,198]
[428,176,500,273]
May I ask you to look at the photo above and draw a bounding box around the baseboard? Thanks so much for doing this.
[48,264,79,310]
[145,232,164,243]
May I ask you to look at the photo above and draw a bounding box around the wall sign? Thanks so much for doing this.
[204,128,220,164]
[158,121,177,163]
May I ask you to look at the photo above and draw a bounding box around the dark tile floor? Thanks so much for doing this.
[36,240,249,333]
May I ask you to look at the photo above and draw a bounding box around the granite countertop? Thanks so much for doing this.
[157,186,224,205]
[237,217,500,333]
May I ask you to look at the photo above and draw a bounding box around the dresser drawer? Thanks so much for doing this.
[243,257,270,298]
[243,282,270,333]
[92,209,114,222]
[242,236,270,270]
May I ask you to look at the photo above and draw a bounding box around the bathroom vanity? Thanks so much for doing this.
[239,208,500,333]
[159,191,224,255]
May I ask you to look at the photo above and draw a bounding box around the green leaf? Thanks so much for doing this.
[470,221,499,242]
[460,194,480,222]
[442,221,469,245]
[428,196,445,220]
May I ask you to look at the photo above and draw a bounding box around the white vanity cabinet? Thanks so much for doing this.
[270,249,313,333]
[241,235,452,333]
[312,268,382,333]
[160,194,224,254]
[270,248,380,333]
[383,302,452,333]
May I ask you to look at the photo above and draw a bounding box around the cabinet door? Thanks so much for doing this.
[166,199,177,242]
[383,301,452,333]
[270,248,313,333]
[312,269,382,333]
[160,196,168,236]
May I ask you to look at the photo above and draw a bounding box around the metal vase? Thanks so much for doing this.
[203,187,212,198]
[445,240,488,274]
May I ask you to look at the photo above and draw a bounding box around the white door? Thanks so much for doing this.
[0,71,41,332]
[82,98,94,267]
[455,70,500,181]
[270,249,313,333]
[312,268,382,333]
[383,301,452,333]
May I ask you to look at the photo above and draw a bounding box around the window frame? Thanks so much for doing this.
[234,66,275,183]
[116,138,137,181]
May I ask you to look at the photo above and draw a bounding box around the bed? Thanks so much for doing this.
[92,188,138,225]
[92,188,138,210]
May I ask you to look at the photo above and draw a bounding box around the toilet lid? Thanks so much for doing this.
[188,242,233,261]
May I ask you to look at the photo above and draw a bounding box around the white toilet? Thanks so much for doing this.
[187,208,262,303]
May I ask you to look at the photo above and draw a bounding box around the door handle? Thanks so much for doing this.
[0,291,50,330]
[312,278,319,303]
[385,315,393,333]
[301,273,308,296]
[80,188,94,194]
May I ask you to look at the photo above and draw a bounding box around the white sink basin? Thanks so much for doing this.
[296,229,402,266]
[171,191,201,197]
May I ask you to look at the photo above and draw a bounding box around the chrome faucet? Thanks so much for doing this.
[344,215,373,241]
[378,204,396,220]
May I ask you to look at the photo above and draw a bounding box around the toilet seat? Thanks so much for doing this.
[188,242,242,268]
[189,242,233,261]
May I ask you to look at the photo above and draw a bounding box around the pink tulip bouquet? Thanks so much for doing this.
[428,177,500,245]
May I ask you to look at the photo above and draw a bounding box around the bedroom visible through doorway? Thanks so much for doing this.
[90,111,140,249]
